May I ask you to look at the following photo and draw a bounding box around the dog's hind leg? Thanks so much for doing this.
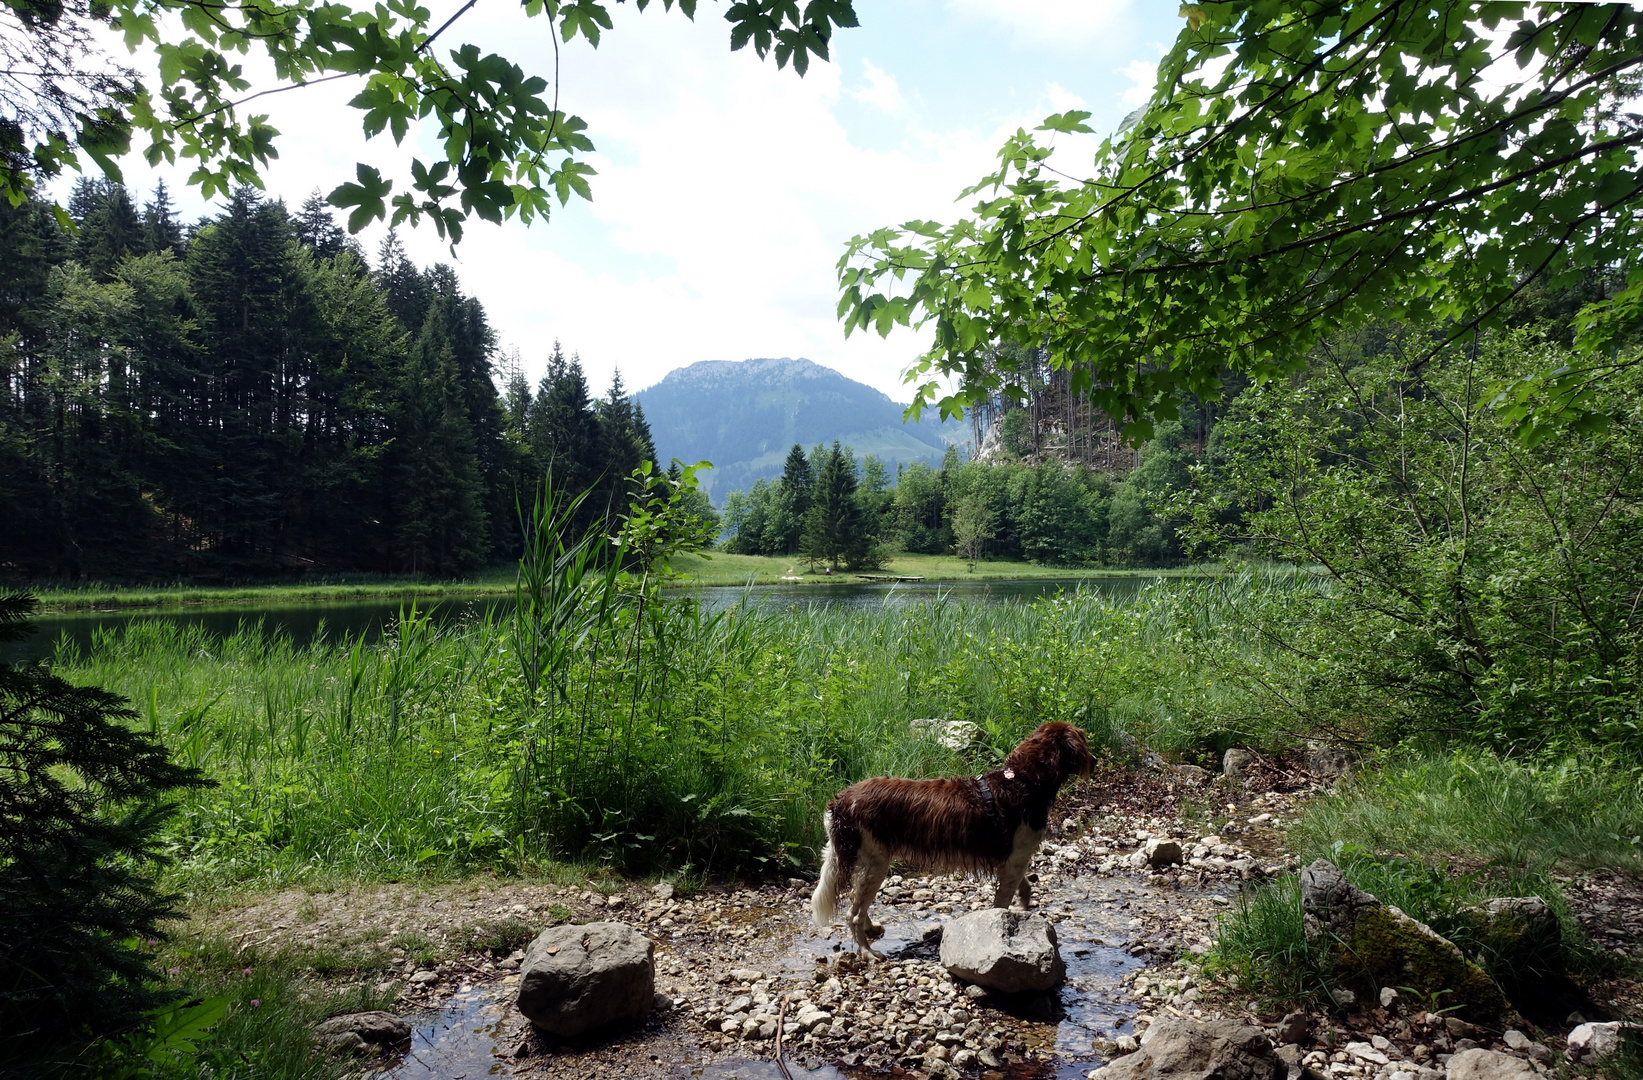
[846,837,891,959]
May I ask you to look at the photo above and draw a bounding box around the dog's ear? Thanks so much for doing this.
[1061,725,1096,777]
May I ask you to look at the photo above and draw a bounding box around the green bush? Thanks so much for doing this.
[1184,331,1643,761]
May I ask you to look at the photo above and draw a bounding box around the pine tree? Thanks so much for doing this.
[0,592,211,1054]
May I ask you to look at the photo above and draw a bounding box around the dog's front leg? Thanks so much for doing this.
[1016,875,1032,909]
[847,851,890,959]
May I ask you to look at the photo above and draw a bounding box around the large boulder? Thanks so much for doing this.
[313,1011,411,1056]
[1090,1017,1284,1080]
[939,908,1065,993]
[1445,1049,1537,1080]
[516,922,655,1037]
[1299,860,1505,1023]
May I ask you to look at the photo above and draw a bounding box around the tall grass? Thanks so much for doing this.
[55,571,1246,885]
[1293,753,1643,877]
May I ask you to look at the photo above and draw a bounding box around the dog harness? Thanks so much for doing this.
[977,769,1012,810]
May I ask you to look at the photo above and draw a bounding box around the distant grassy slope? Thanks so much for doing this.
[30,570,516,611]
[662,551,1207,587]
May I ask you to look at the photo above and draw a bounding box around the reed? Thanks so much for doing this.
[56,571,1245,886]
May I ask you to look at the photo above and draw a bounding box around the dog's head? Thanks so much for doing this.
[1009,721,1097,784]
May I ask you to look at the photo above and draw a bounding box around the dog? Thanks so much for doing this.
[811,721,1097,957]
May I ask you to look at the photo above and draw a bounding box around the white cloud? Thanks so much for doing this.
[945,0,1134,46]
[56,2,1164,404]
[850,60,906,114]
[1118,56,1160,108]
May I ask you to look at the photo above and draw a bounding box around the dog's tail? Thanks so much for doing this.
[811,810,844,927]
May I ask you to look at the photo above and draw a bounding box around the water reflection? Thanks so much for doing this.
[12,576,1164,663]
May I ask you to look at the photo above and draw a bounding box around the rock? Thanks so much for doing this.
[409,969,439,985]
[1175,765,1213,783]
[1300,859,1505,1023]
[1345,1041,1390,1066]
[1307,747,1355,781]
[314,1011,411,1055]
[1093,1018,1284,1080]
[1567,1021,1643,1062]
[1273,1012,1310,1046]
[1298,860,1381,942]
[910,718,985,752]
[1333,989,1357,1010]
[1116,1035,1140,1053]
[1502,1032,1552,1066]
[1144,838,1184,867]
[1223,748,1256,782]
[1445,1048,1537,1080]
[1446,1018,1479,1041]
[939,908,1066,993]
[1380,987,1400,1009]
[516,922,655,1038]
[652,881,675,900]
[1459,897,1565,994]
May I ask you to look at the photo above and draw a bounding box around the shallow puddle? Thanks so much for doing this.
[377,873,1221,1080]
[384,986,514,1079]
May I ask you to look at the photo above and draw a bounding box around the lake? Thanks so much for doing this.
[10,576,1166,663]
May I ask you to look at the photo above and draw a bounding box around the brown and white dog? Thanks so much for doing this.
[811,721,1097,956]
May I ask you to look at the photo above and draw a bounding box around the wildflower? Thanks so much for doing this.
[243,967,253,976]
[250,999,261,1008]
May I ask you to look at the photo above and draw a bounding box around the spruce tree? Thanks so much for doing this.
[528,343,602,529]
[800,441,864,572]
[140,181,184,255]
[294,190,349,260]
[393,311,489,574]
[0,592,210,1056]
[773,442,814,555]
[72,180,145,282]
[374,229,431,333]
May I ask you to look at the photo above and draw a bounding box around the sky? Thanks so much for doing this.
[66,0,1188,400]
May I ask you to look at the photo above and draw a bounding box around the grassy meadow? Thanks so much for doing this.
[55,578,1238,888]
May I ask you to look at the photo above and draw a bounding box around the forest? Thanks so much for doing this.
[0,182,660,581]
[718,422,1199,571]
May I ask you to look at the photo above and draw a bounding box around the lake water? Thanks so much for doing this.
[10,576,1164,663]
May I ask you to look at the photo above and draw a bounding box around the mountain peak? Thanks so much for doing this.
[634,358,964,498]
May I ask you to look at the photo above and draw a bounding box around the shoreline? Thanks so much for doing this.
[19,559,1218,614]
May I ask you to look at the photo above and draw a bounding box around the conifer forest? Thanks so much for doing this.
[0,182,659,579]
